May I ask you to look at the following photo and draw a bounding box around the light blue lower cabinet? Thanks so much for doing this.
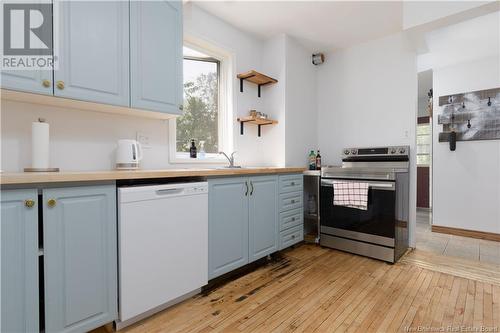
[43,185,117,333]
[248,176,279,262]
[1,189,39,333]
[208,177,249,279]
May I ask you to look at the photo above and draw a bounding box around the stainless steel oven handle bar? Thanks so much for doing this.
[321,179,395,191]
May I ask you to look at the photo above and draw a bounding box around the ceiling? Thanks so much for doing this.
[192,1,403,52]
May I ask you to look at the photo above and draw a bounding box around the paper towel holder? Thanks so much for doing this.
[24,118,60,173]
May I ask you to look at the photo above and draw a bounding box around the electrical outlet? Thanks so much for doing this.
[136,132,151,148]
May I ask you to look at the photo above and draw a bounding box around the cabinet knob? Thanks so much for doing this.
[291,200,295,204]
[178,104,184,111]
[47,199,57,207]
[24,199,35,208]
[291,235,296,239]
[56,81,65,90]
[42,79,51,88]
[291,182,295,186]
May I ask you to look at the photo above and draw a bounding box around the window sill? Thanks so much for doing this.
[169,156,227,165]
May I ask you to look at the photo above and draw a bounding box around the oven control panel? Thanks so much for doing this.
[342,146,409,157]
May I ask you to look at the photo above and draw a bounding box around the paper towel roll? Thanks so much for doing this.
[32,120,50,169]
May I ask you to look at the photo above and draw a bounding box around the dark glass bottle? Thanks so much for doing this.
[190,139,197,158]
[315,150,322,170]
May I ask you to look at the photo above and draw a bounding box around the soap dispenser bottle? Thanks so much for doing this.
[190,139,197,158]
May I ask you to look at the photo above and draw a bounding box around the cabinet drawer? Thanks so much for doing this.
[279,208,303,231]
[279,225,303,250]
[279,192,302,212]
[279,175,303,194]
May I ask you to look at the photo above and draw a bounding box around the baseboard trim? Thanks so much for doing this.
[432,225,500,242]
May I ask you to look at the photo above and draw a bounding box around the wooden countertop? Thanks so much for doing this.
[0,167,306,185]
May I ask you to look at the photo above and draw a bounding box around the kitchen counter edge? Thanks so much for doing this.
[0,167,307,185]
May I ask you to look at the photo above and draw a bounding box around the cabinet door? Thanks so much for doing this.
[130,1,183,114]
[43,185,117,333]
[1,189,39,333]
[248,176,279,262]
[54,1,129,106]
[1,70,53,95]
[208,177,249,279]
[1,0,53,95]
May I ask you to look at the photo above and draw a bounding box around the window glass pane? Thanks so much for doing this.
[417,144,430,154]
[417,124,431,135]
[417,155,430,166]
[417,135,431,145]
[177,58,219,154]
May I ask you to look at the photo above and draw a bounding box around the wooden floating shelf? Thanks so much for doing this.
[237,116,278,137]
[237,70,278,97]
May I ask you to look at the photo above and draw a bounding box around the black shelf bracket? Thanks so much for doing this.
[240,78,244,93]
[239,122,266,137]
[258,85,262,98]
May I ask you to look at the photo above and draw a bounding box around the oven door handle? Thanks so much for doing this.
[321,179,395,191]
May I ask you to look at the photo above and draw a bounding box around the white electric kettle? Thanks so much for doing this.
[116,139,143,170]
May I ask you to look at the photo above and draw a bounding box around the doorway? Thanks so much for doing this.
[416,70,433,232]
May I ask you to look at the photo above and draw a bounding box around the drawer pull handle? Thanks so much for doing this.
[291,235,296,239]
[291,182,295,186]
[291,200,295,204]
[291,217,296,221]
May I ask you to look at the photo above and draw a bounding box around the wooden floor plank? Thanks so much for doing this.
[89,244,499,333]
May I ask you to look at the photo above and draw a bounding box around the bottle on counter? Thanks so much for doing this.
[315,150,322,170]
[190,139,197,158]
[308,150,316,170]
[198,140,206,159]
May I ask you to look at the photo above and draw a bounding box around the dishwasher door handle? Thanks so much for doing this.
[156,188,184,196]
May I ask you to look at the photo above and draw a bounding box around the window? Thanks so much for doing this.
[169,41,233,163]
[417,123,431,166]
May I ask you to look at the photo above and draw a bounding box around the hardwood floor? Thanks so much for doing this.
[94,244,500,333]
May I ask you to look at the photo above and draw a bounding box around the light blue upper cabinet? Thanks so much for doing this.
[53,1,129,106]
[208,177,249,279]
[43,185,117,333]
[130,0,183,114]
[1,189,39,333]
[1,0,53,95]
[248,176,279,262]
[1,69,53,95]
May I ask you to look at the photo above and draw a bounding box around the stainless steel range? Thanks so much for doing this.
[320,146,410,263]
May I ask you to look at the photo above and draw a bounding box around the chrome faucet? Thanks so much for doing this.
[219,151,240,168]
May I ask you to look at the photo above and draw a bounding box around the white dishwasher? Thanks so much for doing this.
[116,182,208,329]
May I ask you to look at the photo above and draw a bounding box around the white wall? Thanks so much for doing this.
[285,36,318,167]
[317,32,418,246]
[1,100,170,171]
[432,56,500,234]
[259,34,286,166]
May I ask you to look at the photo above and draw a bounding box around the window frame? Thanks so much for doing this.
[416,122,431,167]
[169,38,234,164]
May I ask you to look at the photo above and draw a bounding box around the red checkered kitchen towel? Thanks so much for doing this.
[333,181,369,210]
